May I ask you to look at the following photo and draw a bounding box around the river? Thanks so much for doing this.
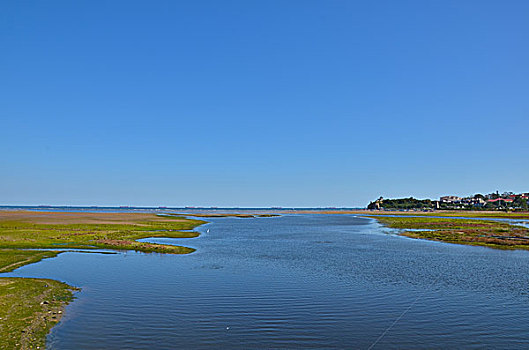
[5,214,529,349]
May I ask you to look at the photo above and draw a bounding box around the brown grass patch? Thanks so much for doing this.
[0,210,188,225]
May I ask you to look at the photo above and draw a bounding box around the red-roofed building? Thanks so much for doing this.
[487,198,514,203]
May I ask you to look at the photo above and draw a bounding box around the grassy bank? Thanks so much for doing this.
[0,250,77,349]
[371,215,529,250]
[0,277,76,350]
[0,250,60,274]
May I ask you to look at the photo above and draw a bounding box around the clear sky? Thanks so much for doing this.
[1,1,528,207]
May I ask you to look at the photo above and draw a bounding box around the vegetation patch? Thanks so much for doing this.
[0,250,60,274]
[0,211,206,254]
[0,249,78,349]
[370,216,529,250]
[0,277,76,350]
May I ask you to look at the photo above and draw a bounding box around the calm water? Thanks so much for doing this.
[5,214,529,349]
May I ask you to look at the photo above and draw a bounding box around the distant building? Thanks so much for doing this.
[372,197,383,210]
[440,196,462,203]
[461,197,486,206]
[486,198,514,203]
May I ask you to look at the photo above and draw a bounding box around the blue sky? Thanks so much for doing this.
[1,1,528,207]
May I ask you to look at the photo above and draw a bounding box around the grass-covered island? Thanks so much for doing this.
[0,211,206,254]
[370,215,529,250]
[0,211,207,349]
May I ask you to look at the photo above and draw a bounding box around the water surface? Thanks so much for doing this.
[5,215,529,349]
